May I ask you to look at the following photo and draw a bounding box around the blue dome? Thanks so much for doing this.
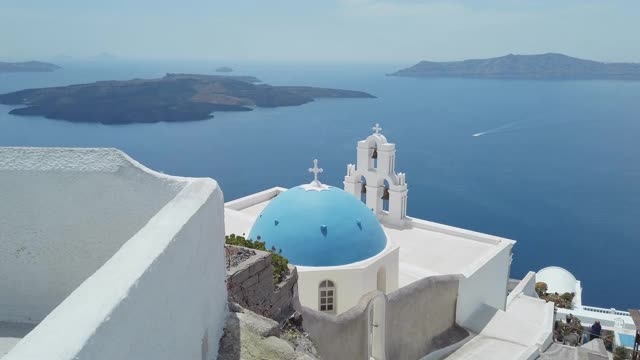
[248,186,387,267]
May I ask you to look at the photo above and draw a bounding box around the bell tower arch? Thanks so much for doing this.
[344,124,408,226]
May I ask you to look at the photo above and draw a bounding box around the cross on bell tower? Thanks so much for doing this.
[372,123,382,134]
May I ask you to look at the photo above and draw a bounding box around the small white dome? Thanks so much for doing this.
[537,266,578,294]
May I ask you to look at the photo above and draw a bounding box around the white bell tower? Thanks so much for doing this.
[344,124,408,226]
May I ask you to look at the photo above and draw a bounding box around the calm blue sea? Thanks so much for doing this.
[1,60,639,309]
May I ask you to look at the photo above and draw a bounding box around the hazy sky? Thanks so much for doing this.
[2,0,639,63]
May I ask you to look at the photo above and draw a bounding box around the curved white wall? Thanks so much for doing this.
[0,148,188,323]
[1,147,228,360]
[536,266,578,295]
[297,243,399,315]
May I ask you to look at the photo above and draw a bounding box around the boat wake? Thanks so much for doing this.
[472,119,528,137]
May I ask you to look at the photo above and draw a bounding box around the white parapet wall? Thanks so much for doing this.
[507,271,539,307]
[0,148,187,323]
[555,306,636,332]
[455,242,513,332]
[0,147,228,360]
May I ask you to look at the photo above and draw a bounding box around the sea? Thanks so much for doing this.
[1,60,638,309]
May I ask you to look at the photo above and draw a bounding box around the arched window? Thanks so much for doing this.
[381,180,390,212]
[371,145,378,169]
[360,176,367,203]
[319,280,336,314]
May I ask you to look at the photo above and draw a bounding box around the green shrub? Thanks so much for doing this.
[225,233,264,249]
[225,234,289,285]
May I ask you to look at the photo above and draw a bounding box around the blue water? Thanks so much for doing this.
[1,60,639,309]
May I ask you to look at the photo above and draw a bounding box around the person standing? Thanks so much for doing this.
[590,321,602,341]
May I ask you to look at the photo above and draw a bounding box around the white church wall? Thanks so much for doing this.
[297,244,399,315]
[298,267,367,316]
[358,247,400,300]
[0,147,187,323]
[456,243,513,332]
[358,246,399,298]
[4,177,228,360]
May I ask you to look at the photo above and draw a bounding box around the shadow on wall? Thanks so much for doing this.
[216,314,241,360]
[385,275,468,359]
[301,274,469,360]
[302,292,375,360]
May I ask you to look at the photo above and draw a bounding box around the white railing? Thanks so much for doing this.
[556,306,635,331]
[582,306,630,316]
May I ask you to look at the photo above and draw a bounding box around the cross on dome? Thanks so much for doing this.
[302,159,331,191]
[309,159,323,183]
[372,123,382,134]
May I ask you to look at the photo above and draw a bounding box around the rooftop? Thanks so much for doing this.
[447,272,555,359]
[225,187,514,283]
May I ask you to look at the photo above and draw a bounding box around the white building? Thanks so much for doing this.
[225,124,556,359]
[8,130,622,359]
[0,148,228,360]
[537,266,637,350]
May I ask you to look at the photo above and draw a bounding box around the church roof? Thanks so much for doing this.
[248,185,387,267]
[226,186,513,283]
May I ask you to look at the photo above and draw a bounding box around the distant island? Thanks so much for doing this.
[390,53,640,80]
[0,73,374,124]
[216,66,233,73]
[0,61,61,73]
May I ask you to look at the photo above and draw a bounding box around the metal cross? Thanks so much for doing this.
[372,123,382,134]
[308,159,323,182]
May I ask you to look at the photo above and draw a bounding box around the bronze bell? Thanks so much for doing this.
[371,148,378,159]
[381,187,390,200]
[361,183,367,193]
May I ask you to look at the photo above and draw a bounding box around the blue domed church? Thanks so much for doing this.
[225,125,404,315]
[224,125,552,360]
[248,155,400,314]
[226,124,412,314]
